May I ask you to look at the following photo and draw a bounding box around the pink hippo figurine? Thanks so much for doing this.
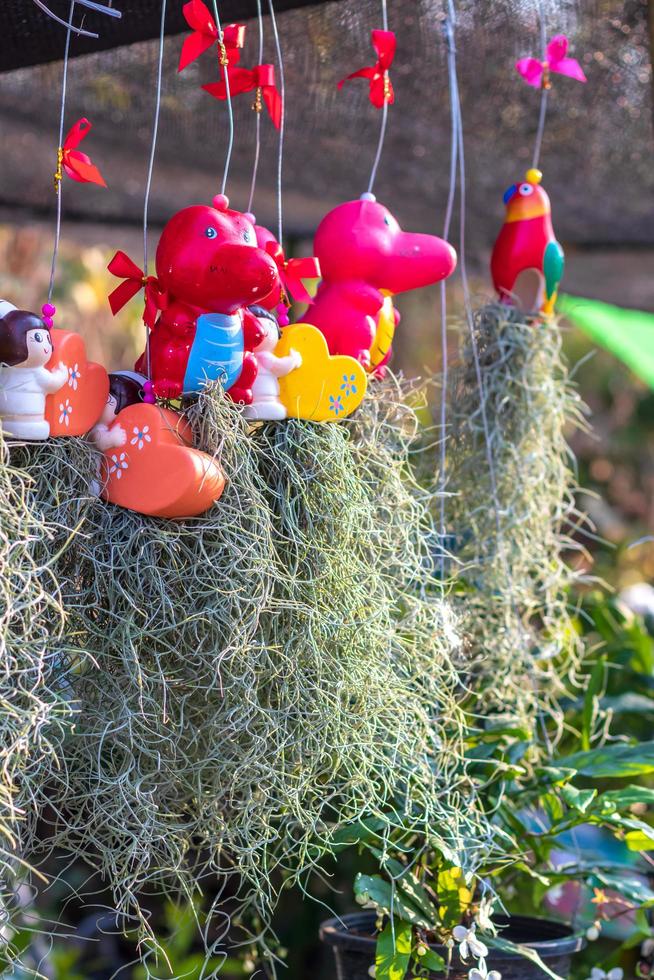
[304,194,457,374]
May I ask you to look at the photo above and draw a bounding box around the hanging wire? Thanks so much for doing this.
[247,0,265,215]
[142,0,167,380]
[47,0,76,305]
[210,0,236,195]
[445,0,507,567]
[32,0,121,39]
[532,0,549,170]
[366,0,389,196]
[437,10,460,576]
[267,0,286,244]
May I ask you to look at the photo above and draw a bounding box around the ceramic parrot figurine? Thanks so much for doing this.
[490,168,564,317]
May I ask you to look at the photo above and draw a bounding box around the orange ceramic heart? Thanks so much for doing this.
[275,323,367,421]
[101,403,225,519]
[45,329,109,436]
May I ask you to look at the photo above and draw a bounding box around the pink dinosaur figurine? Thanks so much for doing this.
[303,194,457,374]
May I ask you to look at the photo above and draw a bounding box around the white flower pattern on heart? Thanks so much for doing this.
[68,363,81,390]
[130,425,151,451]
[58,399,73,426]
[109,453,129,479]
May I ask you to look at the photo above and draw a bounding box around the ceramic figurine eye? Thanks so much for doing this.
[205,227,218,239]
[383,215,391,225]
[32,331,43,343]
[519,184,534,196]
[242,230,252,243]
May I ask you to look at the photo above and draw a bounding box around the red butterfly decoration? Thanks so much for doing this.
[61,118,106,187]
[338,30,396,109]
[178,0,245,73]
[203,63,283,129]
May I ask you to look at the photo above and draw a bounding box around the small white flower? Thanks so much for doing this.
[587,969,623,980]
[130,424,151,451]
[469,960,501,980]
[641,939,654,958]
[453,923,488,961]
[68,363,81,390]
[367,967,376,979]
[58,399,73,426]
[109,452,129,479]
[586,925,601,942]
[476,895,497,933]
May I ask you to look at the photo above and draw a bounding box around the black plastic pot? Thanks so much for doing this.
[320,911,585,980]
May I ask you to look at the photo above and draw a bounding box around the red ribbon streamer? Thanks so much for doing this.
[338,29,396,109]
[61,118,107,186]
[265,242,321,305]
[107,251,167,330]
[178,0,245,73]
[203,63,283,129]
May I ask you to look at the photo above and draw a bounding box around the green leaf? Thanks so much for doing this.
[581,657,605,750]
[625,830,654,851]
[376,920,412,980]
[590,868,654,907]
[534,766,577,785]
[599,786,654,809]
[370,853,436,924]
[330,817,388,850]
[487,936,566,980]
[560,784,597,813]
[354,874,431,927]
[415,948,446,973]
[556,741,654,778]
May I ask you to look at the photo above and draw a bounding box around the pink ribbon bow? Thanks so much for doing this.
[516,34,587,89]
[338,29,396,109]
[60,118,107,187]
[178,0,245,73]
[203,63,283,129]
[264,241,321,305]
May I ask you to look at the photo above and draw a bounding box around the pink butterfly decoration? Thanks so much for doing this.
[515,34,587,89]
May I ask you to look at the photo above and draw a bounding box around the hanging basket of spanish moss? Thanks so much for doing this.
[0,376,482,971]
[445,304,588,733]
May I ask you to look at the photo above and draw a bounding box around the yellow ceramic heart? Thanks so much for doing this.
[275,323,367,422]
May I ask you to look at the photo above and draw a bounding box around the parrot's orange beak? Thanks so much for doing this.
[505,193,549,222]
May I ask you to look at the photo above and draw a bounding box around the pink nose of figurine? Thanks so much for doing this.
[382,232,457,294]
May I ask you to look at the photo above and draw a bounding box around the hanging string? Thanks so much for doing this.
[366,0,389,196]
[532,0,549,170]
[437,11,459,576]
[247,0,265,214]
[210,0,236,195]
[445,0,508,570]
[142,0,167,380]
[267,0,285,244]
[47,0,76,305]
[32,0,120,38]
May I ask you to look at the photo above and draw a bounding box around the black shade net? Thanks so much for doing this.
[0,0,651,258]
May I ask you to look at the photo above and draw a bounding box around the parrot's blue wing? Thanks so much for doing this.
[544,240,565,302]
[183,313,244,397]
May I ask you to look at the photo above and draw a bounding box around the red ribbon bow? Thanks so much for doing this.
[178,0,245,73]
[338,30,396,108]
[265,242,321,305]
[203,63,283,128]
[107,251,167,330]
[60,118,106,186]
